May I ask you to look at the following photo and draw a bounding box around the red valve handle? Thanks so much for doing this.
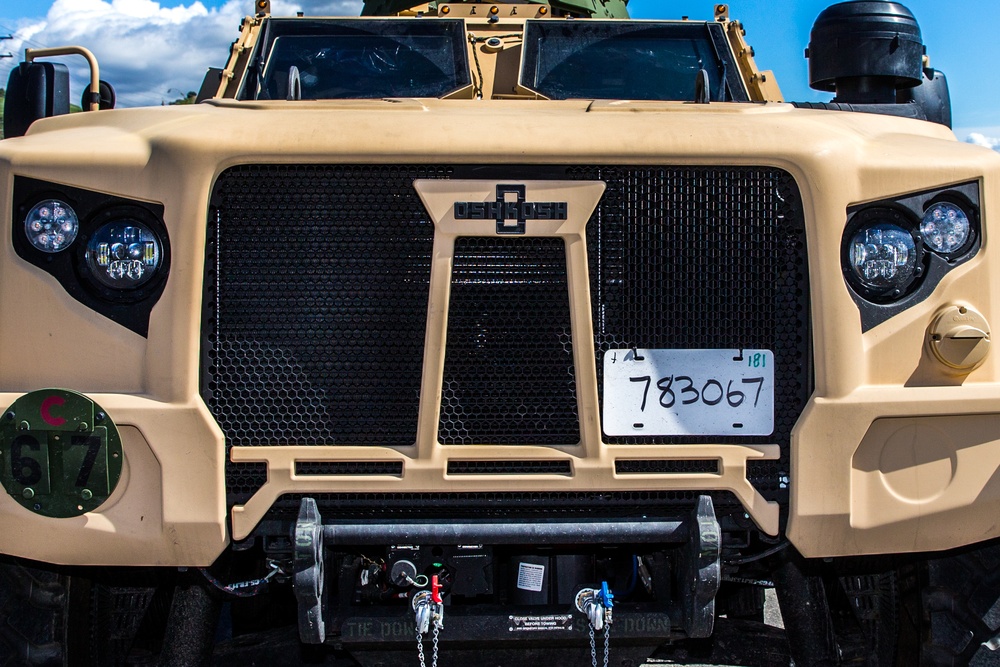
[431,575,442,604]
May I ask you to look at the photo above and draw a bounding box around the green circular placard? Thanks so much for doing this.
[0,389,123,518]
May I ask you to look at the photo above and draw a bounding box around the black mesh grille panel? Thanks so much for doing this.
[439,237,579,445]
[226,462,268,504]
[273,490,741,520]
[295,462,404,476]
[206,165,810,514]
[578,166,809,496]
[615,460,720,475]
[447,460,573,475]
[205,165,449,503]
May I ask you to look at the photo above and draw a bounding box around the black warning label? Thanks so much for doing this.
[507,614,574,633]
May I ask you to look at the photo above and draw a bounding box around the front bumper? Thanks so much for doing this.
[6,386,1000,564]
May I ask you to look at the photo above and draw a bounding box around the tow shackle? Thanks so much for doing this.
[575,582,614,631]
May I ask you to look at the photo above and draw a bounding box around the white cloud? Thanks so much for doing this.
[2,0,363,107]
[966,133,1000,153]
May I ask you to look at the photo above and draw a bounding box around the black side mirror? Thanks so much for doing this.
[81,80,117,111]
[196,67,224,103]
[3,61,71,139]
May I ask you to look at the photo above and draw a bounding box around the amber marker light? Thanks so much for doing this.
[490,5,500,14]
[441,5,451,14]
[539,6,548,15]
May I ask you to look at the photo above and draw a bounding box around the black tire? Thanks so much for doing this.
[834,570,902,666]
[922,542,1000,666]
[0,558,167,667]
[776,550,908,667]
[780,541,1000,667]
[70,574,169,666]
[0,560,67,667]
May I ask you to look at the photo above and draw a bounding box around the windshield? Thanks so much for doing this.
[520,21,748,102]
[245,19,471,100]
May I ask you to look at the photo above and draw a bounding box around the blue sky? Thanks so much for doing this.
[1,0,997,147]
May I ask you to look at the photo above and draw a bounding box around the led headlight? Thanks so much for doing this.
[920,202,970,255]
[840,182,980,327]
[85,221,162,289]
[24,200,79,253]
[847,220,919,298]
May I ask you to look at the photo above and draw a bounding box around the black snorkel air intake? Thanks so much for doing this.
[794,1,952,128]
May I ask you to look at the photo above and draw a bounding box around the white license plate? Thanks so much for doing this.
[603,349,774,437]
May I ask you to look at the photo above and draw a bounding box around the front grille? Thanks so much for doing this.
[439,237,578,445]
[206,165,810,510]
[273,490,739,520]
[205,165,447,502]
[616,460,721,475]
[447,460,573,475]
[579,166,809,494]
[295,462,404,477]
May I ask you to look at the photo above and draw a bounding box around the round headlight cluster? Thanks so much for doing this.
[24,200,79,253]
[844,197,976,304]
[85,221,162,289]
[848,222,918,295]
[920,202,970,255]
[21,198,166,295]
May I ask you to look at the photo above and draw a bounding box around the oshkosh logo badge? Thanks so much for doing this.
[453,185,568,235]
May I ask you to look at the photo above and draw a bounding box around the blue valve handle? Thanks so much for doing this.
[599,582,614,609]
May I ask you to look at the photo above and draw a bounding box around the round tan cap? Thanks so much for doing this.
[928,305,991,371]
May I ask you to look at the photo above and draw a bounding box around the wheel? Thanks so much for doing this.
[0,558,169,667]
[777,540,1000,667]
[0,559,66,666]
[775,551,908,667]
[834,570,902,666]
[921,542,1000,666]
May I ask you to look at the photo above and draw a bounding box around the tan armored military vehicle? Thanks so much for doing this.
[1,0,998,664]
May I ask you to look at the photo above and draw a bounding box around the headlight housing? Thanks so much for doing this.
[12,177,170,337]
[841,182,980,330]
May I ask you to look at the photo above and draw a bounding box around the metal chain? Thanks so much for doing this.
[603,622,611,667]
[416,627,426,667]
[417,619,441,667]
[589,623,597,667]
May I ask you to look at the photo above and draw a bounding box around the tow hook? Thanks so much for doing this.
[413,575,444,667]
[576,582,614,667]
[575,581,614,631]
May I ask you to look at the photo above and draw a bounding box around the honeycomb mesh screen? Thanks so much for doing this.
[447,460,573,475]
[578,166,810,495]
[273,490,739,520]
[615,460,720,475]
[207,165,809,510]
[205,165,448,502]
[295,461,404,476]
[439,237,579,445]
